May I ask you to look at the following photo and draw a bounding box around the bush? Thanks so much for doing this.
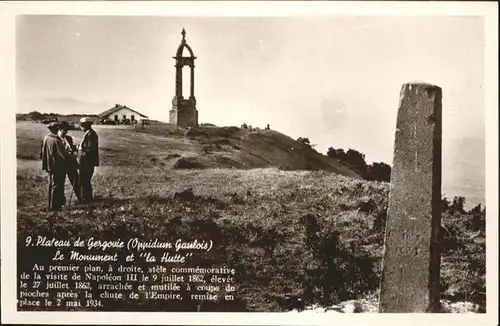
[296,137,311,146]
[172,157,207,169]
[440,197,486,311]
[187,126,240,139]
[300,214,379,306]
[165,153,181,160]
[468,204,485,232]
[203,145,212,154]
[372,203,388,234]
[365,162,391,182]
[450,196,466,214]
[326,147,391,182]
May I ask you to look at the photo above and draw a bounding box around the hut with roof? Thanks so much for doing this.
[98,104,148,125]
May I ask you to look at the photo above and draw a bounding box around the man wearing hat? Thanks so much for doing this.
[41,122,74,211]
[78,117,99,203]
[57,121,82,202]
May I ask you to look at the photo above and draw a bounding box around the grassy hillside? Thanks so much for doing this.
[16,121,485,312]
[16,121,360,177]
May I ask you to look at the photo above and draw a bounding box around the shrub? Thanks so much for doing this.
[300,214,379,306]
[372,203,388,234]
[450,196,467,214]
[296,137,311,146]
[468,204,485,232]
[186,126,240,138]
[172,157,207,169]
[326,147,391,182]
[203,145,212,154]
[440,197,486,311]
[365,162,391,182]
[165,153,181,160]
[357,197,378,214]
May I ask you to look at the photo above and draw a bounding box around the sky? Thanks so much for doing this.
[16,15,486,205]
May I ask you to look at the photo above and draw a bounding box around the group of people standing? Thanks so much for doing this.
[40,117,99,211]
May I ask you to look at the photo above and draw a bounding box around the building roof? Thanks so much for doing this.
[98,104,149,119]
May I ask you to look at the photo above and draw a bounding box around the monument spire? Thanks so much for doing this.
[170,28,198,127]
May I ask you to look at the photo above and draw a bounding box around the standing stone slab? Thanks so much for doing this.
[379,82,442,313]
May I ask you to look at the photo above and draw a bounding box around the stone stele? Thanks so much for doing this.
[379,82,442,313]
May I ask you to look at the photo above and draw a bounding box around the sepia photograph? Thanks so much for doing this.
[1,1,498,325]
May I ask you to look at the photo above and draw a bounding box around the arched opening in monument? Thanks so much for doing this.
[182,46,192,57]
[182,66,191,99]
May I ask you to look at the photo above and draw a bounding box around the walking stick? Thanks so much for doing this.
[67,155,80,209]
[68,174,75,209]
[46,174,55,234]
[68,167,80,209]
[46,175,52,216]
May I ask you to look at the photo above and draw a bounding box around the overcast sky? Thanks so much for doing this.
[16,15,485,166]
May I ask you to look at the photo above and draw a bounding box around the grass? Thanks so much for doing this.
[17,121,361,176]
[16,121,485,312]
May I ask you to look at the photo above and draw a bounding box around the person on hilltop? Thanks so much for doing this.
[77,117,99,203]
[57,121,82,203]
[40,122,74,211]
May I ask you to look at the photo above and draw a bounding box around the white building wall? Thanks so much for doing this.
[104,108,145,123]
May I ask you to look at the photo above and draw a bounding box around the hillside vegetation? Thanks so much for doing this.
[17,121,360,177]
[16,121,485,312]
[16,111,99,124]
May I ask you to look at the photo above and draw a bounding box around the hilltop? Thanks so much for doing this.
[16,121,360,178]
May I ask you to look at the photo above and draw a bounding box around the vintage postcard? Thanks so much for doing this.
[1,1,498,325]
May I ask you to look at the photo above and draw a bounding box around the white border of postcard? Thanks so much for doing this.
[1,1,498,325]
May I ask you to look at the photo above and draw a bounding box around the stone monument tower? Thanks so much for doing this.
[169,28,198,127]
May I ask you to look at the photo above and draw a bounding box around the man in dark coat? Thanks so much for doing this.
[58,121,82,202]
[41,122,73,211]
[78,117,99,202]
